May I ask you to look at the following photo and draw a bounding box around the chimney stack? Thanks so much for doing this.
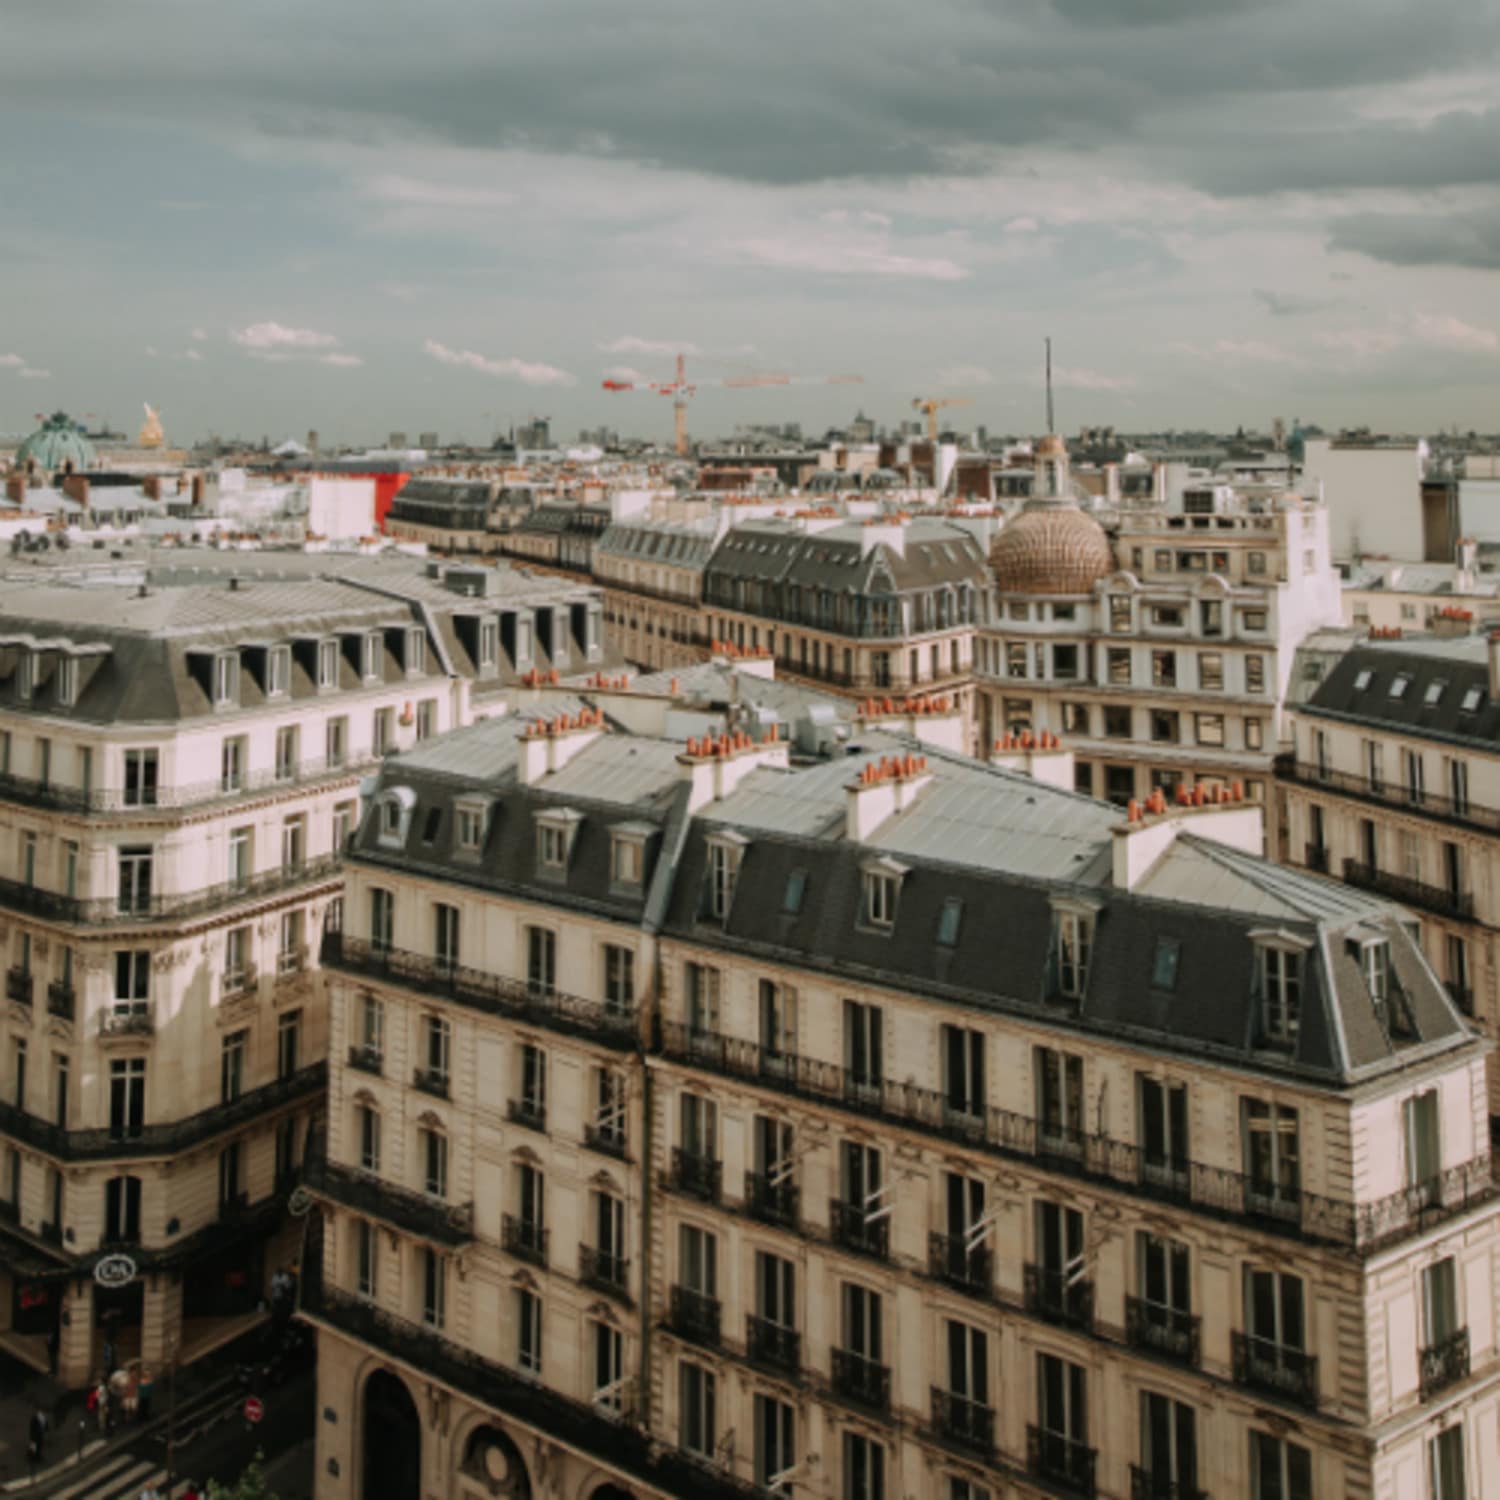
[62,475,90,511]
[518,709,608,785]
[4,473,23,508]
[191,474,205,507]
[143,475,163,502]
[845,753,932,842]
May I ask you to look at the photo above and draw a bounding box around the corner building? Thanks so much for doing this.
[310,712,1499,1500]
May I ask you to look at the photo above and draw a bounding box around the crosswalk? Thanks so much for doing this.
[48,1453,199,1500]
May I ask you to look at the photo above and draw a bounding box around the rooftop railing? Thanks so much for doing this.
[1278,756,1500,840]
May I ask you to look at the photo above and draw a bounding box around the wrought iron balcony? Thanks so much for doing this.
[1024,1263,1093,1331]
[745,1314,800,1376]
[99,1006,154,1039]
[1125,1296,1200,1366]
[1130,1466,1206,1500]
[45,981,74,1021]
[502,1214,548,1268]
[830,1347,889,1412]
[930,1387,994,1457]
[671,1147,722,1204]
[1278,756,1500,839]
[1304,842,1329,874]
[347,1044,383,1077]
[744,1170,800,1230]
[1231,1332,1318,1408]
[1342,859,1474,919]
[583,1122,627,1159]
[5,969,32,1007]
[321,933,638,1052]
[830,1198,889,1260]
[1420,1326,1470,1399]
[412,1067,449,1100]
[928,1232,992,1298]
[669,1285,721,1348]
[654,1020,1500,1256]
[1028,1425,1097,1498]
[507,1097,547,1133]
[302,1154,474,1246]
[579,1244,629,1297]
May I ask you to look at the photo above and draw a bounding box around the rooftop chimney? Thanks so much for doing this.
[4,474,23,508]
[62,475,90,511]
[142,475,163,502]
[191,474,205,507]
[1488,630,1500,700]
[856,693,965,754]
[679,726,790,812]
[1111,783,1264,891]
[518,708,608,785]
[845,753,932,842]
[989,729,1075,789]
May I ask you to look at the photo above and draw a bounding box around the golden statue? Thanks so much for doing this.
[138,403,165,449]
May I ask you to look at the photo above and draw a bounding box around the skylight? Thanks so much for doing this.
[1388,673,1411,700]
[1353,670,1372,691]
[1424,680,1446,707]
[1462,686,1484,713]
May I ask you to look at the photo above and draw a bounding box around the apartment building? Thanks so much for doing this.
[699,516,989,724]
[0,549,607,1389]
[1279,628,1500,1121]
[978,455,1341,807]
[306,710,1496,1500]
[594,521,718,672]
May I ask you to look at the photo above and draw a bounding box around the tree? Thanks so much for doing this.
[205,1451,279,1500]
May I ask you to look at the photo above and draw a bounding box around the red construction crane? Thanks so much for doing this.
[603,353,863,456]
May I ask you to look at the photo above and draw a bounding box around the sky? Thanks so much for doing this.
[5,0,1500,446]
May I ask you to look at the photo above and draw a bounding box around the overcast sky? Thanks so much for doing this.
[5,0,1500,445]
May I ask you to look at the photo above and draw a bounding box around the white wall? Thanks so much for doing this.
[1302,439,1427,561]
[307,476,377,540]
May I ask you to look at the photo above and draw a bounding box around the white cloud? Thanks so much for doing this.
[365,175,515,210]
[1052,366,1133,392]
[320,352,364,367]
[1315,327,1404,359]
[145,345,160,357]
[1210,338,1300,365]
[1410,313,1500,354]
[740,237,969,281]
[0,354,24,368]
[1004,216,1039,234]
[603,365,651,383]
[191,327,207,341]
[423,339,575,387]
[936,364,996,387]
[18,368,50,380]
[599,336,698,356]
[230,321,339,353]
[183,349,204,363]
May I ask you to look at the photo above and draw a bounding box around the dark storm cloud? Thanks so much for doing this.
[1330,210,1500,270]
[7,0,1500,191]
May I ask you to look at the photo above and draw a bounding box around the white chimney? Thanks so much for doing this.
[855,692,966,754]
[1111,784,1265,891]
[518,709,607,786]
[845,753,932,842]
[679,728,790,812]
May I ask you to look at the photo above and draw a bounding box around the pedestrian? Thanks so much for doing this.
[27,1405,45,1465]
[181,1482,201,1500]
[93,1379,111,1433]
[137,1365,154,1422]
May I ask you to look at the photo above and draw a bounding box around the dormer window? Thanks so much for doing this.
[705,832,747,920]
[610,827,649,887]
[536,808,583,875]
[1255,940,1304,1046]
[379,800,402,838]
[266,645,291,698]
[1388,673,1411,700]
[361,632,382,682]
[1353,669,1372,692]
[1151,937,1180,991]
[455,800,489,854]
[782,870,807,916]
[374,786,417,849]
[213,651,239,708]
[479,620,499,671]
[15,652,34,702]
[406,628,427,676]
[1461,685,1484,714]
[936,896,963,947]
[1054,910,1093,998]
[1362,939,1390,1003]
[859,857,908,932]
[55,657,77,708]
[317,639,340,691]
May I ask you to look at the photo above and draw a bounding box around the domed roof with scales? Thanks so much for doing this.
[14,412,96,475]
[989,433,1114,595]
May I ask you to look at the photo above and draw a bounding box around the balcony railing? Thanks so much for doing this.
[99,1006,155,1038]
[1278,756,1500,839]
[1130,1467,1206,1500]
[830,1348,889,1412]
[413,1067,450,1100]
[1125,1296,1200,1366]
[501,1214,548,1268]
[5,969,32,1007]
[302,1284,766,1500]
[0,753,378,817]
[657,1020,1497,1256]
[1342,859,1474,920]
[579,1244,629,1297]
[1028,1426,1097,1499]
[302,1154,474,1246]
[830,1198,889,1260]
[507,1098,547,1133]
[347,1045,383,1077]
[322,934,638,1052]
[1025,1263,1094,1331]
[669,1285,721,1348]
[45,981,74,1022]
[1420,1326,1470,1399]
[928,1232,993,1298]
[0,853,343,929]
[744,1171,800,1230]
[670,1147,722,1204]
[1231,1332,1318,1409]
[1304,842,1329,874]
[930,1387,994,1457]
[745,1314,800,1376]
[583,1122,628,1159]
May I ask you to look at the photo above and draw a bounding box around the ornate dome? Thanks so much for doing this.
[14,412,96,475]
[989,498,1114,596]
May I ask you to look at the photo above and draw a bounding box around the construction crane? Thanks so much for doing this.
[603,354,863,457]
[911,396,973,443]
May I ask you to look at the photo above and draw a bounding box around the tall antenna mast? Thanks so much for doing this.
[1045,337,1055,434]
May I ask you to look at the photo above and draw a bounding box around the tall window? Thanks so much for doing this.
[279,909,304,973]
[1430,1426,1466,1500]
[679,1361,715,1457]
[122,749,159,808]
[1035,1353,1088,1484]
[1423,1256,1459,1356]
[114,950,150,1016]
[1036,1047,1084,1155]
[421,1247,445,1329]
[706,840,740,919]
[421,1014,451,1090]
[1139,1392,1197,1498]
[685,962,721,1035]
[318,638,340,690]
[433,903,460,976]
[1244,1266,1306,1371]
[517,1288,543,1374]
[942,1024,985,1123]
[1257,946,1301,1045]
[592,1067,626,1152]
[357,1101,381,1174]
[1136,1232,1192,1351]
[325,715,348,767]
[1138,1076,1189,1186]
[592,1321,624,1412]
[844,1000,883,1100]
[843,1432,885,1500]
[221,1030,247,1103]
[1244,1100,1299,1215]
[109,1059,145,1140]
[275,726,298,780]
[369,888,394,954]
[526,926,556,996]
[277,1009,301,1079]
[753,1394,795,1491]
[518,1043,547,1123]
[604,945,635,1011]
[221,735,246,792]
[104,1175,142,1243]
[355,1219,377,1298]
[1404,1090,1441,1194]
[421,1126,448,1198]
[117,846,153,916]
[1250,1431,1311,1500]
[228,826,252,890]
[357,993,384,1059]
[219,1142,243,1206]
[281,814,306,872]
[1053,911,1092,998]
[758,979,797,1066]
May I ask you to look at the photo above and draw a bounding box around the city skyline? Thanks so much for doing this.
[7,0,1500,443]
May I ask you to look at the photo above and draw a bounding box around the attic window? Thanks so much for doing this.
[1151,937,1180,991]
[705,833,747,920]
[1388,673,1411,700]
[213,651,239,708]
[266,645,291,698]
[782,869,807,915]
[1361,938,1390,1003]
[1053,910,1093,999]
[536,808,583,874]
[1353,670,1372,692]
[859,858,908,932]
[610,831,645,886]
[317,639,340,691]
[1256,942,1302,1047]
[455,801,488,853]
[361,632,382,682]
[375,786,417,849]
[406,628,427,676]
[55,657,77,708]
[14,653,34,702]
[1424,679,1447,707]
[1461,685,1484,713]
[421,807,442,844]
[936,896,963,947]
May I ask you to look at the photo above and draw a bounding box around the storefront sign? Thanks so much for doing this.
[92,1253,137,1289]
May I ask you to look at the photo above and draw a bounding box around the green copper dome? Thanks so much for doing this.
[14,412,96,475]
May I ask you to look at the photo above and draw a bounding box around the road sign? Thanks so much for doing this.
[244,1396,263,1425]
[93,1253,137,1289]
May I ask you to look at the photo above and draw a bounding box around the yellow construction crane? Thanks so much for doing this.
[911,396,973,443]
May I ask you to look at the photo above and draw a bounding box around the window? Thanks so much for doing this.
[1194,713,1224,747]
[1006,642,1028,679]
[1139,1076,1189,1186]
[1053,910,1093,998]
[19,831,34,887]
[706,839,741,919]
[433,903,460,976]
[54,657,77,707]
[1244,1264,1307,1370]
[526,925,556,997]
[943,1024,985,1123]
[421,1125,448,1198]
[361,632,382,681]
[1257,944,1301,1044]
[1405,1089,1441,1193]
[416,700,436,740]
[1363,938,1390,1002]
[1137,1230,1192,1346]
[843,1431,885,1500]
[369,888,394,954]
[782,869,807,914]
[844,1000,883,1097]
[1149,709,1179,744]
[355,1220,377,1299]
[219,734,245,792]
[325,715,348,767]
[1061,702,1089,734]
[281,814,306,872]
[1200,599,1223,637]
[10,1039,24,1109]
[221,1029,247,1103]
[1430,1426,1466,1500]
[1052,643,1079,679]
[213,653,239,706]
[517,1287,543,1374]
[1423,1256,1459,1357]
[223,926,251,992]
[104,1174,142,1243]
[518,1042,546,1123]
[1037,1047,1084,1155]
[863,869,899,929]
[454,803,485,853]
[1244,1100,1299,1215]
[317,638,340,690]
[478,619,499,671]
[277,1009,300,1078]
[61,839,77,897]
[1150,938,1180,991]
[422,1014,451,1091]
[1035,1353,1088,1484]
[538,822,569,871]
[1151,650,1177,688]
[53,1053,68,1129]
[591,1067,627,1153]
[372,708,393,756]
[758,978,797,1066]
[1198,653,1222,690]
[1108,595,1131,632]
[357,1101,381,1174]
[1246,717,1264,751]
[421,1247,445,1329]
[1107,648,1131,685]
[117,845,153,916]
[592,1320,624,1412]
[405,628,427,676]
[1403,748,1425,805]
[109,1058,145,1140]
[265,645,290,698]
[279,908,304,973]
[937,896,963,947]
[1103,704,1132,738]
[753,1393,795,1491]
[679,1361,716,1457]
[122,749,159,808]
[219,1142,243,1207]
[610,833,644,886]
[228,826,252,890]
